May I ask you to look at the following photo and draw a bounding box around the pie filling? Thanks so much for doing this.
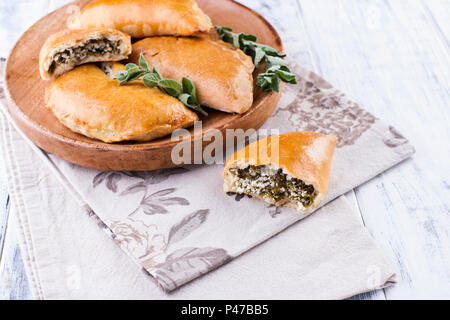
[48,38,123,73]
[228,165,318,207]
[98,62,116,78]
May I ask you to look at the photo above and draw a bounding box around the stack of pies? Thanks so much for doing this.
[40,0,254,143]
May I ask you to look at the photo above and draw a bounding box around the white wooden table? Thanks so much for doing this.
[0,0,449,300]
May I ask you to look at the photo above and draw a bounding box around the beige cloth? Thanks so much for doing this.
[0,114,396,299]
[0,60,412,298]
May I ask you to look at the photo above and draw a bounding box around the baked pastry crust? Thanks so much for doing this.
[69,0,213,38]
[39,28,131,80]
[131,37,254,114]
[44,63,198,143]
[223,132,337,213]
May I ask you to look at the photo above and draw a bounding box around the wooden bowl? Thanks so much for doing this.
[4,0,283,171]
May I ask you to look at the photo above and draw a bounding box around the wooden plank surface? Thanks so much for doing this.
[296,0,450,299]
[0,159,10,271]
[0,206,32,300]
[0,0,449,299]
[0,0,52,300]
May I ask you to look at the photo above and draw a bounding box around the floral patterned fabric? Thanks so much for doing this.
[3,59,414,292]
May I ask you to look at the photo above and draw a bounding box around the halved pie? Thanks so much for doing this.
[39,28,131,80]
[223,132,337,213]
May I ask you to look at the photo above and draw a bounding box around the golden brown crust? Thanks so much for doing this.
[131,37,254,114]
[39,28,131,80]
[223,132,337,212]
[69,0,213,38]
[44,64,198,143]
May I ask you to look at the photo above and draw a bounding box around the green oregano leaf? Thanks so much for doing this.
[270,75,280,92]
[265,55,287,67]
[254,47,266,67]
[152,62,163,80]
[142,73,159,88]
[182,78,196,101]
[139,54,150,71]
[125,63,138,71]
[158,79,182,96]
[276,69,297,83]
[178,93,191,105]
[216,26,296,92]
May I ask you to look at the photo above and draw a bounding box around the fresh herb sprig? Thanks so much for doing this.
[116,54,207,116]
[215,26,297,92]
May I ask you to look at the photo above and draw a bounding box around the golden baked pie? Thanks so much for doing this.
[131,37,254,114]
[223,132,337,213]
[39,28,131,80]
[69,0,213,38]
[45,63,198,143]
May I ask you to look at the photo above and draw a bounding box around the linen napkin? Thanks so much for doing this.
[0,114,396,299]
[0,58,412,295]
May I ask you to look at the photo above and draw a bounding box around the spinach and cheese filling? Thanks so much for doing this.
[228,165,317,208]
[98,61,117,78]
[48,38,123,73]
